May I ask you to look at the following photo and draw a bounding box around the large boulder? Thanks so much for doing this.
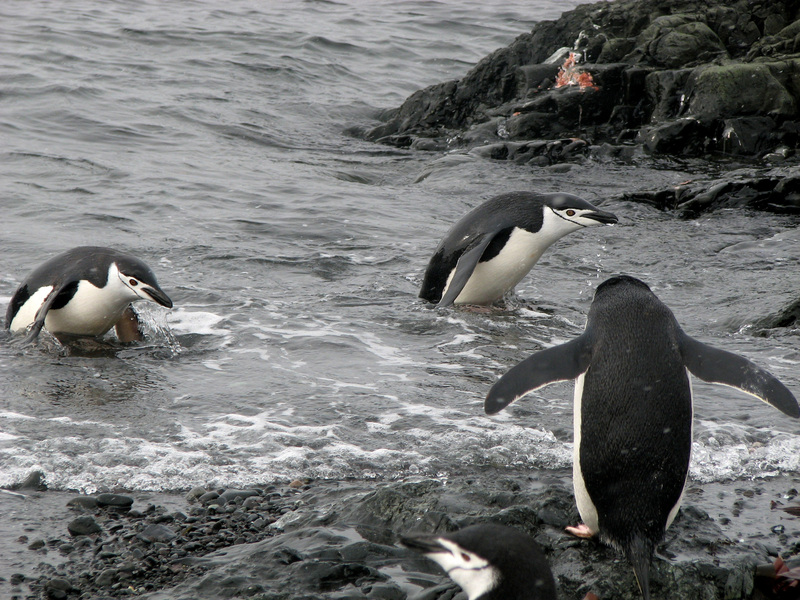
[363,0,800,160]
[686,63,796,118]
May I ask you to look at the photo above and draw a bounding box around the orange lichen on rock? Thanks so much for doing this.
[555,52,599,90]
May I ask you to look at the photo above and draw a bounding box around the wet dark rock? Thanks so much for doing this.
[363,0,800,162]
[198,491,220,504]
[362,582,406,600]
[137,524,178,544]
[96,493,134,509]
[186,486,207,502]
[44,578,73,600]
[618,163,800,215]
[640,117,714,155]
[95,569,117,586]
[219,489,261,504]
[66,496,98,511]
[67,516,101,536]
[13,469,47,491]
[17,476,800,599]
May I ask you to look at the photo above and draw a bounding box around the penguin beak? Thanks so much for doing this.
[142,285,173,308]
[585,208,618,225]
[400,534,447,555]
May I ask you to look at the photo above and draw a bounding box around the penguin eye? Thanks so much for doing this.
[566,209,576,216]
[129,279,138,286]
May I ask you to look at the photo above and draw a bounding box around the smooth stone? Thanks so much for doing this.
[45,578,73,591]
[96,493,134,509]
[198,491,220,504]
[219,489,261,504]
[95,569,117,586]
[67,516,102,536]
[137,524,177,544]
[242,496,262,509]
[67,496,99,510]
[186,486,207,502]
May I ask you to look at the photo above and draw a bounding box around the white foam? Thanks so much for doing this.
[251,318,418,367]
[167,307,230,336]
[0,411,36,421]
[0,385,794,492]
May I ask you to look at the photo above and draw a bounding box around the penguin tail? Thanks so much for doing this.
[626,535,653,600]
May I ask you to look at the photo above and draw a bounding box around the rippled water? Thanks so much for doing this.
[1,0,800,496]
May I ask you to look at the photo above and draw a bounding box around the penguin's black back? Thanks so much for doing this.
[581,276,692,550]
[419,192,546,302]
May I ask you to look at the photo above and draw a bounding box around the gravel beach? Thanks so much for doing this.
[3,471,800,600]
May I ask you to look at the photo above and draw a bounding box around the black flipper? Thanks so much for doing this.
[485,335,592,415]
[436,233,497,307]
[679,331,800,418]
[23,283,70,343]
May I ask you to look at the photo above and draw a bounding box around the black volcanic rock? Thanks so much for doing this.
[364,0,800,161]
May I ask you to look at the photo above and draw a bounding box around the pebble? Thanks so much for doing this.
[45,578,73,598]
[46,578,73,591]
[186,486,207,502]
[67,516,102,536]
[95,569,117,586]
[198,491,220,504]
[242,496,262,509]
[219,489,261,504]
[96,493,134,509]
[137,524,178,544]
[67,496,99,510]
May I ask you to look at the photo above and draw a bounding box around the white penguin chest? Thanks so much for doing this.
[45,280,133,336]
[454,227,547,304]
[11,279,135,337]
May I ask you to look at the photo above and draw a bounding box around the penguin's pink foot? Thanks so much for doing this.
[565,523,595,539]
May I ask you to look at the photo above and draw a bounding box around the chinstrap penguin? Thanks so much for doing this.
[419,191,617,307]
[484,275,799,599]
[6,246,173,343]
[401,523,557,600]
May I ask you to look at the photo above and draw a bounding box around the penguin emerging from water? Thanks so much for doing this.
[401,523,557,600]
[6,246,173,343]
[484,275,799,599]
[419,191,617,307]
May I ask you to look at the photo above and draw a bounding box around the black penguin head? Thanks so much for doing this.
[402,524,557,600]
[110,252,173,308]
[402,529,499,600]
[594,274,652,298]
[542,193,618,227]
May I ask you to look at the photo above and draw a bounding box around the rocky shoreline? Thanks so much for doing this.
[6,2,800,600]
[4,471,800,600]
[357,0,800,215]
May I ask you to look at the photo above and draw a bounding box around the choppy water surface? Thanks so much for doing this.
[1,0,800,499]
